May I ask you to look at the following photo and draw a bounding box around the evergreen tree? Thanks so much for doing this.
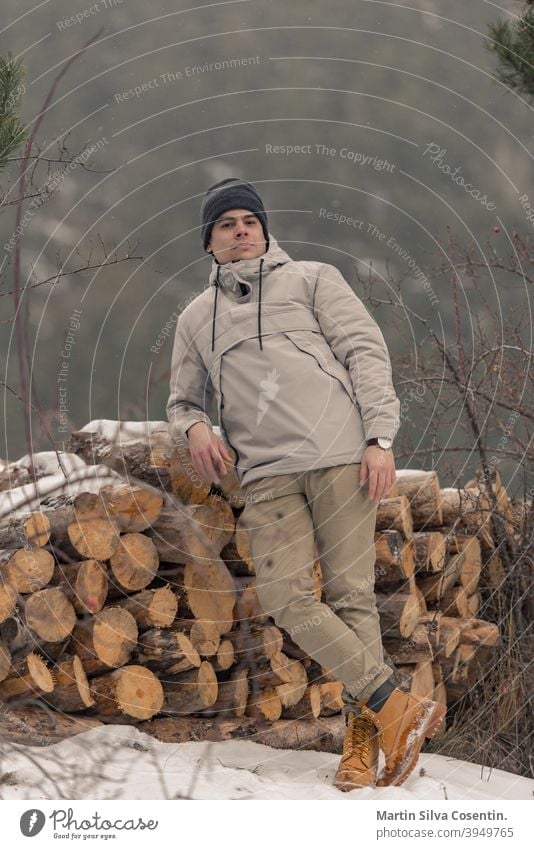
[0,52,27,172]
[486,2,534,100]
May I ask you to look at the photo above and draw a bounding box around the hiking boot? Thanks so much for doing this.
[357,688,446,786]
[333,711,379,791]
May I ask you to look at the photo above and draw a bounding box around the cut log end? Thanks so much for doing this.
[68,517,120,560]
[7,547,55,593]
[25,588,77,642]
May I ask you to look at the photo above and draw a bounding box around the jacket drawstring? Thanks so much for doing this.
[257,257,264,350]
[211,256,266,352]
[211,264,220,352]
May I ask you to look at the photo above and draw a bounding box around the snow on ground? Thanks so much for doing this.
[79,419,170,440]
[1,724,532,801]
[0,462,123,517]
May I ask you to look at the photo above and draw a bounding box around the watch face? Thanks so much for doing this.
[377,437,392,449]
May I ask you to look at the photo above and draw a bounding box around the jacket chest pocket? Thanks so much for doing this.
[283,331,356,401]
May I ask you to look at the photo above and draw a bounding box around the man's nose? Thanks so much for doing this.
[235,222,249,237]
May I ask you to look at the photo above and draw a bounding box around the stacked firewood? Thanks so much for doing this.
[0,421,513,749]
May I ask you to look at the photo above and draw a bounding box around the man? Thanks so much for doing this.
[166,177,445,790]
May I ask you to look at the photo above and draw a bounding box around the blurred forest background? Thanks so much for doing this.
[1,0,532,495]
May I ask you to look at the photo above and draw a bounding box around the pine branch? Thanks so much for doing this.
[0,53,27,171]
[486,8,534,99]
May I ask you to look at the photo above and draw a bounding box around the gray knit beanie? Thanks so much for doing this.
[200,177,269,251]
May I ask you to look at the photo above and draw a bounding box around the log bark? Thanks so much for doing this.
[440,487,462,526]
[383,621,434,664]
[0,651,55,701]
[253,651,308,690]
[0,575,18,624]
[114,586,178,629]
[0,705,103,745]
[417,552,464,603]
[280,684,321,719]
[43,655,95,712]
[417,613,461,659]
[458,617,500,648]
[0,511,50,549]
[483,552,506,589]
[39,492,121,560]
[440,585,469,618]
[376,591,420,638]
[318,681,344,716]
[135,627,200,674]
[374,532,414,583]
[1,615,70,664]
[226,624,283,664]
[376,496,413,539]
[170,618,221,656]
[0,639,11,681]
[67,428,212,504]
[245,686,282,721]
[396,659,435,700]
[233,576,268,625]
[413,532,446,574]
[221,523,255,575]
[161,660,218,713]
[194,664,249,717]
[145,498,235,565]
[395,469,443,529]
[138,714,346,754]
[441,644,482,703]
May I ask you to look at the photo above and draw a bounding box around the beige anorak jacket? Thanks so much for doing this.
[166,233,400,487]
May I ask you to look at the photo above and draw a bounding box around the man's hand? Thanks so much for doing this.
[360,445,396,502]
[187,422,233,485]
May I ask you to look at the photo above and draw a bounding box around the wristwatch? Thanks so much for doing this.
[366,436,393,450]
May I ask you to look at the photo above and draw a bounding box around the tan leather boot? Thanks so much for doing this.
[357,688,446,786]
[333,711,379,791]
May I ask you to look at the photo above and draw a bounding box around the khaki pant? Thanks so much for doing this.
[240,463,394,706]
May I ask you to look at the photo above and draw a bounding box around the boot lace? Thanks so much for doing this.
[346,713,376,766]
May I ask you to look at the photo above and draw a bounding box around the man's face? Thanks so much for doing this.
[206,208,267,264]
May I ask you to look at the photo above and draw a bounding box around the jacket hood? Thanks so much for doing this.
[208,232,292,288]
[208,233,293,353]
